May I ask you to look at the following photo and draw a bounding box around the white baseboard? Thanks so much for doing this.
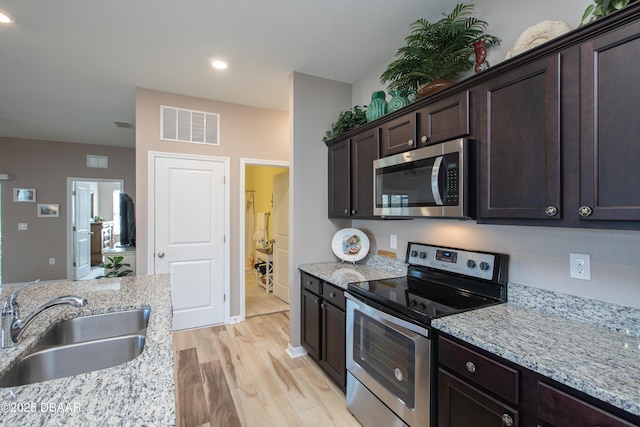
[285,343,307,359]
[228,315,243,324]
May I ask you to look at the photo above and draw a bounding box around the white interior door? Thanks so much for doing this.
[73,182,91,279]
[272,171,290,302]
[154,156,227,330]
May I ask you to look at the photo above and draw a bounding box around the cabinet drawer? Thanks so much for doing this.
[322,282,345,311]
[301,272,321,295]
[439,336,519,404]
[538,383,637,427]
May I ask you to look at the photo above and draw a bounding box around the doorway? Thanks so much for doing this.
[66,178,124,281]
[240,159,290,320]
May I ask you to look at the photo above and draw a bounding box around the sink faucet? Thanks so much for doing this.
[1,280,88,349]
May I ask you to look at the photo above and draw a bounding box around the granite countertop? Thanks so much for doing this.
[432,298,640,417]
[298,255,407,289]
[0,274,175,426]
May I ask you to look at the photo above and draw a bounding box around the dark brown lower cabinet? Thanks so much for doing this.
[300,271,346,390]
[438,368,519,427]
[538,383,637,427]
[301,288,321,361]
[319,300,346,388]
[437,334,640,427]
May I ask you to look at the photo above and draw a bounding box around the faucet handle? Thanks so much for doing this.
[10,279,40,303]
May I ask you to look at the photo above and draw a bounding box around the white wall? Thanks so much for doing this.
[289,72,352,348]
[349,0,640,309]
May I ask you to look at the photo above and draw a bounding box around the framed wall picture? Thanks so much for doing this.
[38,204,59,217]
[13,188,36,202]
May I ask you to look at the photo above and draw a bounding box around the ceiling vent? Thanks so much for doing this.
[160,105,219,145]
[114,121,135,129]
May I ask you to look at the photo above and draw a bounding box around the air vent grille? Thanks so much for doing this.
[161,105,219,145]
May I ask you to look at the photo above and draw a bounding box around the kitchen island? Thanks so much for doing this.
[0,274,175,426]
[432,282,640,421]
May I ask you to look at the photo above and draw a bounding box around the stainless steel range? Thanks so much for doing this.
[345,242,509,427]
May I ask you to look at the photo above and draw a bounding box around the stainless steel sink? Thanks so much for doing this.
[0,309,151,388]
[37,309,150,345]
[0,334,146,387]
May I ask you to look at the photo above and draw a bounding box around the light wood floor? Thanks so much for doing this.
[173,311,361,427]
[245,270,289,318]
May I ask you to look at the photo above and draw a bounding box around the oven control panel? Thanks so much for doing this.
[407,243,497,281]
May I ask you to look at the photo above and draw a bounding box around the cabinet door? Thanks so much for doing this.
[301,289,322,361]
[417,91,470,147]
[438,369,519,427]
[327,139,350,218]
[320,300,346,390]
[579,20,640,221]
[478,54,562,221]
[538,382,637,427]
[380,112,417,156]
[351,129,379,217]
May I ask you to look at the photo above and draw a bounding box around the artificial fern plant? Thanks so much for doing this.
[380,3,500,92]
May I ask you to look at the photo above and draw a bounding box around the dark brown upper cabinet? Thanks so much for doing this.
[417,90,470,147]
[380,113,416,157]
[327,128,380,218]
[477,54,562,221]
[579,18,640,222]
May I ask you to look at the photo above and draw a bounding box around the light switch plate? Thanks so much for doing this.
[18,223,28,230]
[390,234,397,250]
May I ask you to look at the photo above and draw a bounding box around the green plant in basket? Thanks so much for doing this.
[380,3,500,93]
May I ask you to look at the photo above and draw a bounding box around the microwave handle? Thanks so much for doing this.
[431,155,444,206]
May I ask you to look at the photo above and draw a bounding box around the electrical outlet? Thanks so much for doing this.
[570,253,591,280]
[390,234,397,250]
[49,258,55,265]
[18,223,28,230]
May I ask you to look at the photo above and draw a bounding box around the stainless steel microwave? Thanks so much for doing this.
[373,138,470,218]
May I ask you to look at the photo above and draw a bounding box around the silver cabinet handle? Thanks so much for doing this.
[329,292,336,298]
[465,361,476,373]
[157,252,165,258]
[545,205,558,217]
[407,139,414,146]
[351,209,356,215]
[579,205,593,217]
[421,135,428,144]
[501,413,513,426]
[344,209,349,215]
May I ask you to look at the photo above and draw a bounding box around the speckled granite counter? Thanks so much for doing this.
[298,255,407,289]
[432,283,640,417]
[0,274,175,426]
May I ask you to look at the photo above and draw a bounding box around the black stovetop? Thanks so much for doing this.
[347,242,509,326]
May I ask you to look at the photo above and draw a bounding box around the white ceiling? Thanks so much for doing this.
[0,0,459,148]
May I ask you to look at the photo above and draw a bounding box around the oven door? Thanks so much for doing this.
[345,292,431,427]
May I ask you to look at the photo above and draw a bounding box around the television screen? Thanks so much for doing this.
[119,193,136,247]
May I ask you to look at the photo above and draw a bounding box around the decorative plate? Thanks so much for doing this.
[331,228,370,263]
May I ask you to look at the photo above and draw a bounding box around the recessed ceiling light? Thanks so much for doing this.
[0,10,14,23]
[211,60,228,70]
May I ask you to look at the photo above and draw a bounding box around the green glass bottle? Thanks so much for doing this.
[365,91,388,122]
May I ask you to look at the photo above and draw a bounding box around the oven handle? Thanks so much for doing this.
[345,292,429,338]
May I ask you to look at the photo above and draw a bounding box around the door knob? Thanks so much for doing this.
[157,252,165,258]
